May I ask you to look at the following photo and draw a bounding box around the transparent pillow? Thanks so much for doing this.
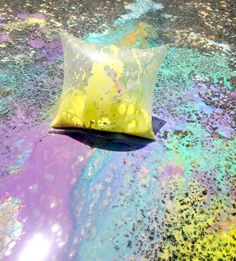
[51,32,168,139]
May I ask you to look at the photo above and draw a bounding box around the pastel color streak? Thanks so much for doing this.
[0,123,89,261]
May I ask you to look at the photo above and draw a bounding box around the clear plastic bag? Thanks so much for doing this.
[51,32,168,139]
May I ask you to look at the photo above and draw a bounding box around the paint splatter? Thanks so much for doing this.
[0,0,235,260]
[4,17,46,31]
[0,123,90,260]
[87,22,159,48]
[17,13,46,21]
[0,34,11,43]
[27,38,45,48]
[0,195,24,258]
[66,3,236,260]
[115,0,163,25]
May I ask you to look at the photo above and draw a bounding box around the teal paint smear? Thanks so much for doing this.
[70,126,235,259]
[153,48,235,138]
[0,99,9,116]
[159,123,236,189]
[115,0,163,25]
[70,149,132,260]
[86,22,164,48]
[71,148,166,260]
[86,23,136,44]
[156,47,235,92]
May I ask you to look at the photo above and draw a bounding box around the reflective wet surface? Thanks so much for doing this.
[0,0,235,260]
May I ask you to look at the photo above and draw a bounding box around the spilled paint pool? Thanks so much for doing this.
[0,0,235,260]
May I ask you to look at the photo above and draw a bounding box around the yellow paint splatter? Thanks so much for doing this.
[159,177,236,259]
[5,17,46,31]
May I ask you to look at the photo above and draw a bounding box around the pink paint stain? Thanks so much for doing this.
[229,91,236,102]
[161,165,184,176]
[36,37,63,67]
[158,164,184,188]
[17,13,29,20]
[27,38,45,48]
[0,34,11,43]
[154,164,185,197]
[0,122,90,260]
[0,16,6,22]
[17,13,46,20]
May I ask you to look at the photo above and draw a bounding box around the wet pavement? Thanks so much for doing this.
[0,0,235,260]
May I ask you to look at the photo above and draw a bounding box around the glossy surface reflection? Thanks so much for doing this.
[0,0,235,260]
